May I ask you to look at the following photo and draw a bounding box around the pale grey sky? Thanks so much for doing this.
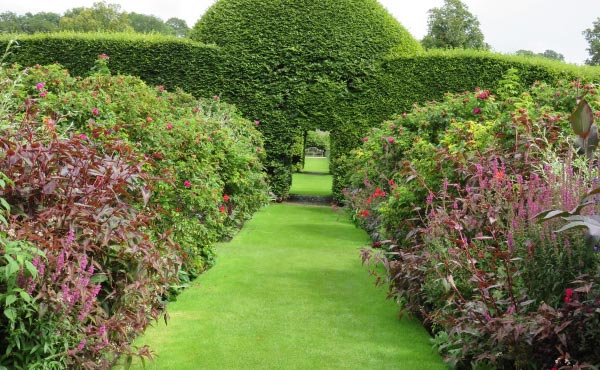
[2,0,599,64]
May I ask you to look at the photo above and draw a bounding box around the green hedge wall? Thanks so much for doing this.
[1,32,224,98]
[191,0,423,199]
[3,33,600,202]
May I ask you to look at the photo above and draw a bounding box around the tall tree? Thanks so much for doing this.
[0,12,21,33]
[20,12,60,34]
[583,17,600,66]
[166,18,189,38]
[516,49,565,61]
[421,0,488,50]
[128,12,169,34]
[59,2,132,33]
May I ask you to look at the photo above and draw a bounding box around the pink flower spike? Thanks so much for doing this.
[166,123,173,130]
[183,180,191,188]
[92,107,99,116]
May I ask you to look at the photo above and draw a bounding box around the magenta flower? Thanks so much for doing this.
[78,134,88,140]
[39,90,48,98]
[564,288,574,303]
[36,82,45,90]
[362,137,369,142]
[166,123,173,130]
[473,107,481,115]
[183,180,191,188]
[92,107,99,116]
[387,136,395,143]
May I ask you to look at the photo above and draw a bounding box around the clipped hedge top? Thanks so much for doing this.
[192,0,422,62]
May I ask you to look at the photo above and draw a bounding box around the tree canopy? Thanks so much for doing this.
[516,49,565,61]
[421,0,487,50]
[0,2,189,36]
[584,17,600,65]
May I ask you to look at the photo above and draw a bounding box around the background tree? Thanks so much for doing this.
[0,12,21,33]
[421,0,488,50]
[165,18,189,37]
[128,12,170,34]
[516,49,565,61]
[59,2,132,33]
[583,17,600,65]
[19,12,60,34]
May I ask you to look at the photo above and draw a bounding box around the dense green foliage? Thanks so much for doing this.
[1,33,222,98]
[2,20,600,201]
[584,17,600,65]
[344,74,600,368]
[516,49,565,61]
[0,59,267,368]
[421,0,487,50]
[0,2,189,36]
[190,0,423,199]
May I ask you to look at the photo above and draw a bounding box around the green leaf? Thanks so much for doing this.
[570,99,594,139]
[4,307,16,322]
[5,294,16,306]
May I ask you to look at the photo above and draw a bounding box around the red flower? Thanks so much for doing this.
[388,179,395,185]
[183,180,191,188]
[473,107,481,115]
[223,194,230,201]
[564,288,574,303]
[219,205,226,213]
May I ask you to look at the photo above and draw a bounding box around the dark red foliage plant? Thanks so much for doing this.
[0,109,181,368]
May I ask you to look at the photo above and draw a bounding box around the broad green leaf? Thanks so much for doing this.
[570,99,594,139]
[5,294,16,306]
[4,307,16,322]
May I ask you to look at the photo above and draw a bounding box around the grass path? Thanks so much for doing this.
[125,159,445,370]
[290,158,333,197]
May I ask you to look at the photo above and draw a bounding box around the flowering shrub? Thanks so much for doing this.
[0,59,268,367]
[345,74,600,368]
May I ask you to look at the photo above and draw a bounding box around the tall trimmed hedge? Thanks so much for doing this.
[2,29,600,201]
[2,32,224,98]
[190,0,423,199]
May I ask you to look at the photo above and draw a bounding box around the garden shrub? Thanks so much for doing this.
[0,57,267,368]
[345,74,600,368]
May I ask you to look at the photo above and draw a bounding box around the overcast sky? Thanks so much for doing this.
[2,0,599,65]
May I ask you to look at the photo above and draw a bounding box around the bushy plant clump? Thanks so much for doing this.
[0,59,267,368]
[343,71,600,368]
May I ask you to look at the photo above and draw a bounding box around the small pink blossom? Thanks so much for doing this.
[254,120,260,126]
[146,116,153,123]
[78,134,88,140]
[257,146,262,152]
[36,82,45,90]
[157,85,165,92]
[97,53,110,60]
[92,107,99,116]
[166,123,173,130]
[362,137,369,142]
[387,136,394,143]
[183,180,191,188]
[402,112,407,118]
[213,95,219,100]
[473,107,481,115]
[39,90,48,98]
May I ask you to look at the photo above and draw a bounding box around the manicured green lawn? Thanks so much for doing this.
[302,157,330,173]
[290,157,332,196]
[124,204,446,370]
